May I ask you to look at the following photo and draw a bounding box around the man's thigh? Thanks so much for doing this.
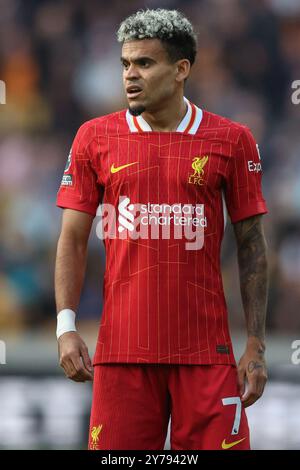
[89,364,170,450]
[169,364,250,450]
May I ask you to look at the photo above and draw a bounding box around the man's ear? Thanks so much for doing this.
[175,59,190,83]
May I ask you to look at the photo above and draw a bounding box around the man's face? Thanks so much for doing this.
[121,39,179,115]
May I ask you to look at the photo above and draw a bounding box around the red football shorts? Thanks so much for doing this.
[88,364,250,450]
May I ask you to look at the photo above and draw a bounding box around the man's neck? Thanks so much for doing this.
[141,95,187,132]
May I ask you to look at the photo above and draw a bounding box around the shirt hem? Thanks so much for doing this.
[229,200,268,224]
[56,198,97,217]
[93,354,236,366]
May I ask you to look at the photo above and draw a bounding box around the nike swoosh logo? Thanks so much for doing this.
[221,437,246,449]
[110,162,138,173]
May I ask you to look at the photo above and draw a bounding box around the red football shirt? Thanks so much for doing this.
[56,97,268,365]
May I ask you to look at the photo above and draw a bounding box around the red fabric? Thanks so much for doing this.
[88,364,250,450]
[56,106,267,365]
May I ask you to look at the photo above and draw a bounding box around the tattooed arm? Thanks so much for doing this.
[233,214,268,407]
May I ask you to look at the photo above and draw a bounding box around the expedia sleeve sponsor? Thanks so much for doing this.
[248,144,262,173]
[223,126,268,224]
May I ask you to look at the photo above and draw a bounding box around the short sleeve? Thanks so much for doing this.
[224,126,268,223]
[56,123,103,217]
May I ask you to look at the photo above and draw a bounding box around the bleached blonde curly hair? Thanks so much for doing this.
[117,9,197,66]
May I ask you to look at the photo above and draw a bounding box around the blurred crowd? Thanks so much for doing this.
[0,0,300,336]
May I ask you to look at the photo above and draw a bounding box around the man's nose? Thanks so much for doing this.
[124,64,140,79]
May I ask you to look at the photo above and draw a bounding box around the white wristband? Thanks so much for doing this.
[56,309,77,339]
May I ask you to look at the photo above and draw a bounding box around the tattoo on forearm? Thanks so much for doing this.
[233,215,268,342]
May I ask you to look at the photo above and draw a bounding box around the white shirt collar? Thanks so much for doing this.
[126,96,203,134]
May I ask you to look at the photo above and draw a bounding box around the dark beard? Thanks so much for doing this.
[128,105,146,116]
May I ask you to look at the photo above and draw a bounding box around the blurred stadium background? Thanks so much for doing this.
[1,0,300,450]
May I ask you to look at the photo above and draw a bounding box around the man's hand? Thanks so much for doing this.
[237,337,267,408]
[58,331,93,382]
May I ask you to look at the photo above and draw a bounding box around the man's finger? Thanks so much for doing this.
[61,351,88,382]
[242,391,261,408]
[80,345,93,373]
[60,353,77,377]
[256,374,267,397]
[241,374,263,407]
[237,365,245,396]
[72,354,93,381]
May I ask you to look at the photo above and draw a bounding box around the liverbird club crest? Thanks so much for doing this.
[90,424,103,450]
[188,155,209,185]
